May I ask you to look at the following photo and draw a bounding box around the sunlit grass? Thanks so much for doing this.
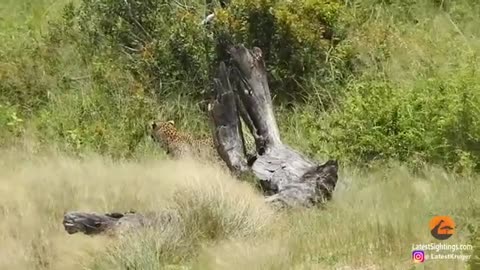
[0,147,477,269]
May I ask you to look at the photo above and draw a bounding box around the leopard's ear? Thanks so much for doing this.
[167,120,175,125]
[151,121,157,129]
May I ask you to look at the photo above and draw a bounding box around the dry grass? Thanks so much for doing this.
[0,146,478,269]
[193,164,479,270]
[0,145,273,269]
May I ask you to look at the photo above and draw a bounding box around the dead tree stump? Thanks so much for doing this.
[209,44,339,208]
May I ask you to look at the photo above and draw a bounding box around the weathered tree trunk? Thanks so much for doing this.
[209,44,339,208]
[208,62,249,173]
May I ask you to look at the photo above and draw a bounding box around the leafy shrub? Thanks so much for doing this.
[0,0,213,156]
[0,0,352,156]
[72,0,214,100]
[278,0,480,172]
[214,0,350,101]
[319,76,480,171]
[4,0,480,172]
[68,0,351,104]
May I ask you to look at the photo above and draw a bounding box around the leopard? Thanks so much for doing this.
[150,120,216,158]
[150,119,259,168]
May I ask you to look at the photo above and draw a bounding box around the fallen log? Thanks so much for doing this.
[63,210,179,236]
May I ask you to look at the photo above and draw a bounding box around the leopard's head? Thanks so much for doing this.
[150,120,177,147]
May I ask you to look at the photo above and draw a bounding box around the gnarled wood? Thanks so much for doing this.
[208,62,249,173]
[210,44,339,208]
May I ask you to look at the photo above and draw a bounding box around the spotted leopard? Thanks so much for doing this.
[150,120,215,158]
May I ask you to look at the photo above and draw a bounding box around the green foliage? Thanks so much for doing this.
[0,103,24,141]
[73,0,214,99]
[32,81,157,157]
[66,0,350,103]
[0,35,55,115]
[0,0,211,157]
[319,76,480,171]
[214,0,349,101]
[278,0,480,172]
[3,0,480,172]
[0,0,349,157]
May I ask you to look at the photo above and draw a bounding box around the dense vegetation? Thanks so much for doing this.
[1,0,480,172]
[0,0,479,269]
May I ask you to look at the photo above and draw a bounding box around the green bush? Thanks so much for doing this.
[281,0,480,172]
[0,0,212,156]
[68,0,350,103]
[71,0,215,100]
[319,76,480,171]
[214,0,350,101]
[3,0,480,172]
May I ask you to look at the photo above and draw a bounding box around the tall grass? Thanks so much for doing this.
[0,145,274,269]
[0,146,477,269]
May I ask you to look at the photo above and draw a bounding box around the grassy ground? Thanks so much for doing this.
[0,144,478,269]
